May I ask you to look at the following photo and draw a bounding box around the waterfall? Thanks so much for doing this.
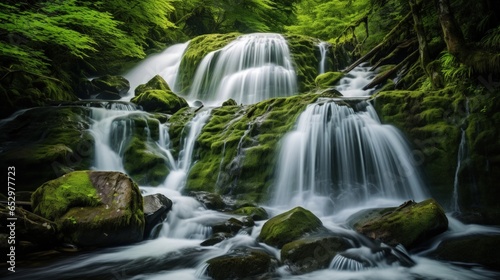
[336,64,375,97]
[318,41,329,74]
[163,110,211,190]
[122,41,189,98]
[451,99,471,213]
[187,33,297,105]
[272,100,428,214]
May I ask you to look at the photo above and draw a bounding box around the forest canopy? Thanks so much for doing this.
[1,0,499,117]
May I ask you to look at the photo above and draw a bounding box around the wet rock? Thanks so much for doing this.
[143,193,172,239]
[206,249,277,280]
[190,191,228,211]
[201,232,233,246]
[95,91,122,100]
[222,98,237,106]
[31,171,145,247]
[429,234,500,271]
[92,75,130,96]
[348,199,448,249]
[134,75,171,96]
[258,207,324,248]
[131,89,188,114]
[232,206,268,221]
[212,218,244,235]
[281,235,351,274]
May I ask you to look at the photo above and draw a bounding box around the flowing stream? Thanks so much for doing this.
[11,35,500,279]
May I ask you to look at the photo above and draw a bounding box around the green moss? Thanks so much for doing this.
[131,89,188,114]
[123,137,169,186]
[258,207,324,248]
[232,206,268,221]
[315,72,344,89]
[185,94,319,202]
[134,75,171,96]
[31,171,99,221]
[285,34,322,93]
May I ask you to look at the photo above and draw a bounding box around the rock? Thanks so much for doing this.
[31,171,145,247]
[212,218,244,235]
[206,249,277,280]
[315,71,344,88]
[429,234,500,271]
[191,191,228,211]
[0,107,94,192]
[281,235,351,274]
[134,75,171,96]
[0,205,57,246]
[222,98,237,106]
[143,194,172,239]
[95,91,122,100]
[92,75,130,96]
[348,199,448,249]
[258,207,324,248]
[131,89,188,114]
[232,206,268,221]
[201,232,233,246]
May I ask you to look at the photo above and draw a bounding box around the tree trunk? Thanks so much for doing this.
[437,0,466,55]
[409,0,431,76]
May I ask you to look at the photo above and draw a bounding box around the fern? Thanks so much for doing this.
[480,26,500,50]
[440,51,472,83]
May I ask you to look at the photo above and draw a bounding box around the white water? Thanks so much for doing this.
[122,42,189,99]
[451,99,470,213]
[337,64,376,96]
[272,101,428,216]
[187,33,297,105]
[318,41,330,74]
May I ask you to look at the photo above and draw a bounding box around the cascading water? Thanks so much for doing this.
[272,100,427,215]
[451,99,470,213]
[122,41,189,99]
[318,41,330,74]
[187,33,297,105]
[336,64,376,96]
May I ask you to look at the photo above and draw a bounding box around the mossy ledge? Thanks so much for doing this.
[176,93,319,202]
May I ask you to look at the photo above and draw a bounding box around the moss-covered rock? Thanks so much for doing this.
[222,98,238,106]
[131,89,188,114]
[92,75,130,97]
[206,249,277,280]
[258,207,324,248]
[428,234,500,270]
[284,34,323,93]
[348,199,448,249]
[191,191,227,211]
[281,235,351,274]
[31,171,145,247]
[182,94,319,202]
[0,107,94,193]
[232,206,268,221]
[315,71,344,89]
[134,75,171,96]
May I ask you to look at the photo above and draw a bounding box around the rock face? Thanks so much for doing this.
[131,75,188,114]
[258,207,324,248]
[281,235,351,274]
[0,107,94,192]
[31,171,145,247]
[348,199,448,249]
[143,193,172,239]
[429,234,500,270]
[206,249,277,280]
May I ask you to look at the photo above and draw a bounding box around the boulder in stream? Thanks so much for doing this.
[31,171,145,247]
[348,199,448,249]
[143,193,172,239]
[206,249,278,280]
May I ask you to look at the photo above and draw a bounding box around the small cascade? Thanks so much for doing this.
[451,99,471,213]
[336,64,375,97]
[318,41,330,74]
[187,33,297,105]
[272,100,427,214]
[122,41,189,98]
[163,110,211,190]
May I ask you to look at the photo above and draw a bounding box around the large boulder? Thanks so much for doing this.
[31,171,145,247]
[258,207,324,248]
[131,89,188,114]
[206,249,277,280]
[143,193,172,239]
[348,199,448,249]
[428,234,500,271]
[281,235,351,274]
[0,107,94,193]
[134,75,171,96]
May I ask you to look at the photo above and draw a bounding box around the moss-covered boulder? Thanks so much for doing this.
[285,34,323,93]
[134,75,171,96]
[222,98,238,106]
[92,75,130,97]
[232,206,268,221]
[315,71,344,89]
[0,107,94,193]
[348,199,448,249]
[31,171,145,247]
[428,234,500,270]
[181,94,319,202]
[131,89,188,114]
[206,249,277,280]
[281,235,351,274]
[258,207,324,248]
